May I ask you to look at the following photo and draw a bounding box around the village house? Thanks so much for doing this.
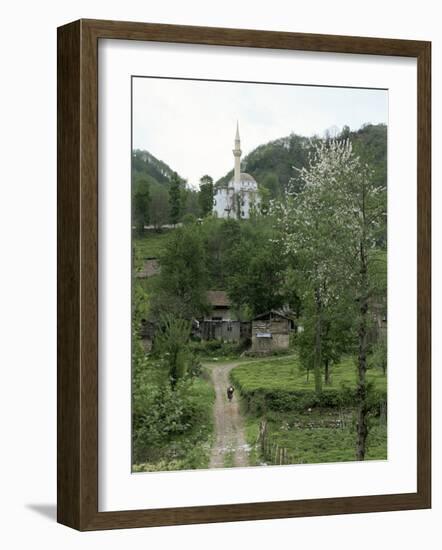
[205,290,232,321]
[250,310,293,354]
[200,290,241,342]
[135,257,161,279]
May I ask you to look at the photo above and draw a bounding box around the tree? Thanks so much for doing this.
[226,241,286,318]
[151,224,209,319]
[275,139,386,461]
[339,125,351,140]
[258,186,270,215]
[182,213,197,226]
[181,187,200,218]
[261,172,280,199]
[201,217,241,289]
[368,331,387,376]
[155,315,192,389]
[320,304,355,384]
[149,185,169,230]
[332,146,386,460]
[198,175,214,217]
[273,144,351,394]
[297,291,355,385]
[133,177,151,234]
[224,222,287,318]
[169,171,181,225]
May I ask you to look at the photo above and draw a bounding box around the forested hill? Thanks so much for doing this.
[133,124,386,196]
[216,124,387,198]
[132,149,200,229]
[132,124,386,226]
[132,149,185,188]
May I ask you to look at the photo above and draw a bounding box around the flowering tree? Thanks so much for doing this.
[275,139,386,459]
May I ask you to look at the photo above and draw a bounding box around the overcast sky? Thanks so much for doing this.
[132,77,387,188]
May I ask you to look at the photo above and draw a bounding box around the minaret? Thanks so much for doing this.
[233,121,242,187]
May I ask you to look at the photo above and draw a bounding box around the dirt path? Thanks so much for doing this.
[207,362,250,469]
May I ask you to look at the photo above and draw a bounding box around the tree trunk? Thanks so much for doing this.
[356,241,369,460]
[313,288,323,395]
[324,359,330,385]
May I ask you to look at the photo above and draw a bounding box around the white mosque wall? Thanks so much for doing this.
[213,183,260,219]
[213,188,232,218]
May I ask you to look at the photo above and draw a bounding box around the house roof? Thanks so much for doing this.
[135,258,160,278]
[253,309,292,321]
[207,290,231,308]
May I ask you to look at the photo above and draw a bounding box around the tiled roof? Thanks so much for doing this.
[253,310,292,321]
[135,258,160,278]
[207,290,231,307]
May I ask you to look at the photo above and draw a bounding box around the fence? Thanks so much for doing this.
[258,419,297,466]
[257,403,387,466]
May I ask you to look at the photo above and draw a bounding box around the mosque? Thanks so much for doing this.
[213,124,260,219]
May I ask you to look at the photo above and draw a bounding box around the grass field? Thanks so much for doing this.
[244,411,387,466]
[133,229,172,260]
[267,421,387,463]
[232,354,387,466]
[231,355,387,394]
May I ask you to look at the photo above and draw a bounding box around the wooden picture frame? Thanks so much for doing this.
[57,19,431,531]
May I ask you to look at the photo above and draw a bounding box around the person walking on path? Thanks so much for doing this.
[227,386,234,402]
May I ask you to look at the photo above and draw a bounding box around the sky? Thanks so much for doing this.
[132,77,388,188]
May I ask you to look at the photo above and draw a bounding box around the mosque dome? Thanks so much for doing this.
[229,172,257,186]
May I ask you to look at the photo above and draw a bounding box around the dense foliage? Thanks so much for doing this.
[143,216,293,322]
[132,293,214,470]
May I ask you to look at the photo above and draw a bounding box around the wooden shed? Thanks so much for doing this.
[200,319,241,342]
[251,310,292,354]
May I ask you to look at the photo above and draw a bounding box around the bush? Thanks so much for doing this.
[189,339,241,358]
[187,352,202,377]
[229,355,386,414]
[232,373,386,415]
[236,388,357,414]
[132,372,215,467]
[132,380,196,463]
[243,347,293,358]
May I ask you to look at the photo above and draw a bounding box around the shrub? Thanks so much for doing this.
[187,352,202,378]
[189,339,241,357]
[132,380,195,463]
[233,381,385,415]
[230,355,386,414]
[132,372,215,467]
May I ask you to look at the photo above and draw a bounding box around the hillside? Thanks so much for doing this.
[132,149,199,227]
[132,149,185,188]
[132,124,387,225]
[216,124,387,198]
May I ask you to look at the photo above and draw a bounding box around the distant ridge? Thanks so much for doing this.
[216,124,387,199]
[133,124,387,201]
[132,149,185,188]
